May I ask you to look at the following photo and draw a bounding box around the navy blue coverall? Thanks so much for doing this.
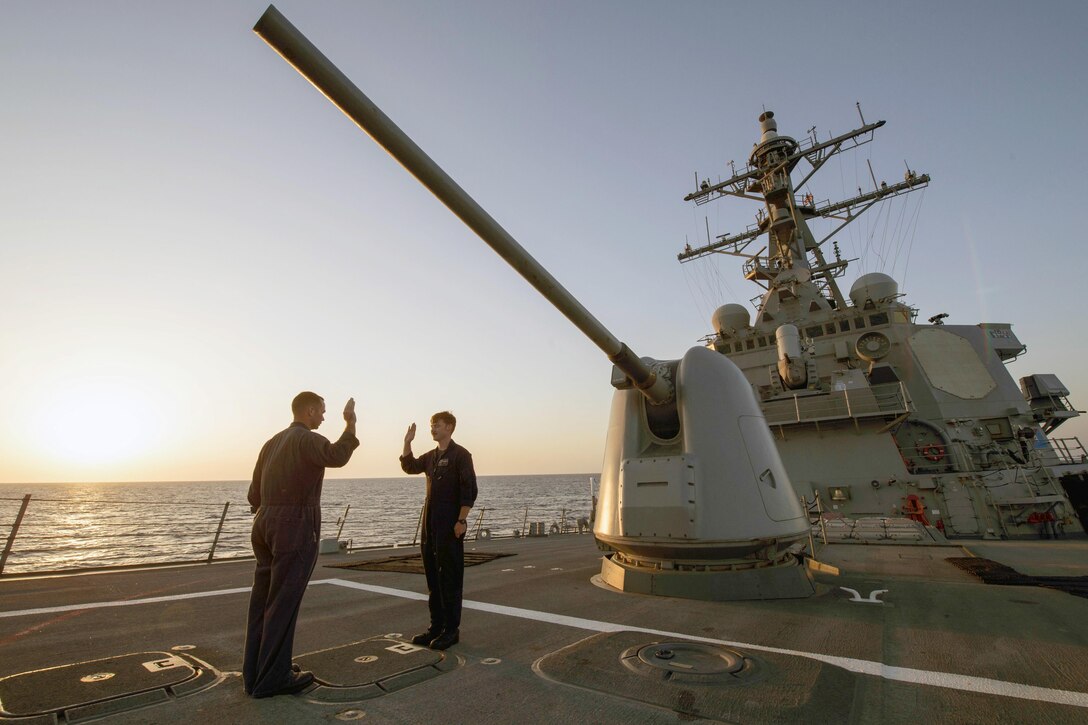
[400,440,478,633]
[243,422,358,697]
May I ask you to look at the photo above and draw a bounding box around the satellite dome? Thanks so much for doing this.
[849,272,899,308]
[712,304,750,336]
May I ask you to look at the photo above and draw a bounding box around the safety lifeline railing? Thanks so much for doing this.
[799,491,828,551]
[1041,437,1087,466]
[0,494,268,576]
[0,494,32,575]
[0,494,593,576]
[763,382,911,426]
[409,505,593,546]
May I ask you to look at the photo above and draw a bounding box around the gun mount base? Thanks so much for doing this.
[599,551,814,601]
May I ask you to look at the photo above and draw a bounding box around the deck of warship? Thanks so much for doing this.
[2,532,1086,724]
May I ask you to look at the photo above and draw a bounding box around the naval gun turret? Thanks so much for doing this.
[254,6,814,600]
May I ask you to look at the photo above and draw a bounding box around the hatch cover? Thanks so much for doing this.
[536,631,855,722]
[623,641,752,682]
[0,651,212,720]
[296,636,458,703]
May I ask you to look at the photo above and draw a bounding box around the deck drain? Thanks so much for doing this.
[335,710,366,721]
[354,655,378,664]
[621,641,760,684]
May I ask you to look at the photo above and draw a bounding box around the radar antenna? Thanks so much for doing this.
[679,111,929,313]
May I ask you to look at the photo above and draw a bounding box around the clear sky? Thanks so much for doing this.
[2,0,1087,483]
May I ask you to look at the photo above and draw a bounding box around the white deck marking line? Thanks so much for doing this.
[3,577,1086,709]
[326,578,1088,709]
[0,574,389,613]
[0,585,257,618]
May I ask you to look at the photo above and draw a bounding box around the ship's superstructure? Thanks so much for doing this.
[681,109,1087,539]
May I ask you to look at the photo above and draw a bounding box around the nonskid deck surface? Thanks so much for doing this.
[1,535,1087,723]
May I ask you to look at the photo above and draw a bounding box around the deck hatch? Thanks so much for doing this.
[536,631,855,722]
[0,651,202,718]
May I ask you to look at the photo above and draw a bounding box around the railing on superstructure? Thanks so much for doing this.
[762,381,911,426]
[892,437,1088,477]
[799,491,828,553]
[0,494,593,576]
[817,516,929,542]
[1037,437,1088,467]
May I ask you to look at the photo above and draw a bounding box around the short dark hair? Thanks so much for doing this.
[431,410,456,431]
[292,391,324,416]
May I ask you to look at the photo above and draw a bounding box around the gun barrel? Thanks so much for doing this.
[253,5,670,403]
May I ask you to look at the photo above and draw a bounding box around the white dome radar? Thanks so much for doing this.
[849,272,899,308]
[712,304,750,336]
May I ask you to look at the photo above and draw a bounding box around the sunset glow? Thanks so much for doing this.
[2,1,1087,483]
[30,378,161,467]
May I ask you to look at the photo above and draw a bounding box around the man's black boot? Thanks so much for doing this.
[411,628,441,646]
[429,629,459,650]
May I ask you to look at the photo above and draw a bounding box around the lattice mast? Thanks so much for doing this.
[679,107,929,324]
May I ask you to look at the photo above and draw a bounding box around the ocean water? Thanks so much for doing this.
[0,474,598,575]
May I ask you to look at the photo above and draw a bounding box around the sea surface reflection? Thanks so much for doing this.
[0,475,597,574]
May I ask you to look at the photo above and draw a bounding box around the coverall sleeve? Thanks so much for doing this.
[303,429,359,469]
[400,452,426,475]
[458,451,478,509]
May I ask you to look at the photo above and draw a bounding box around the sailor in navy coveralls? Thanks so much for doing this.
[243,392,359,697]
[400,411,477,650]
